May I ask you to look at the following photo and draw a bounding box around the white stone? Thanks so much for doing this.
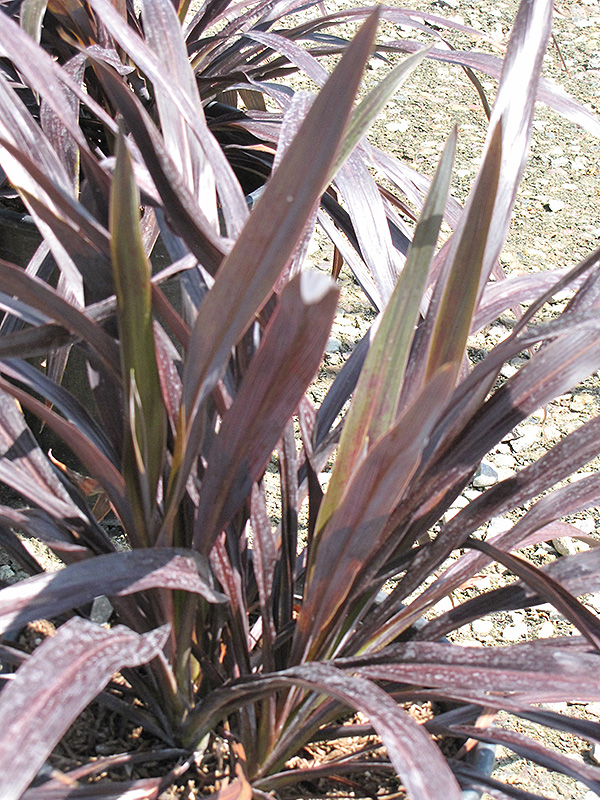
[487,517,513,537]
[325,338,342,353]
[570,393,596,413]
[541,425,561,440]
[570,471,596,482]
[585,702,600,717]
[500,364,518,378]
[502,622,528,641]
[574,518,596,535]
[547,198,566,212]
[471,618,494,637]
[510,427,540,453]
[493,453,516,469]
[585,593,600,613]
[385,120,409,133]
[433,596,454,614]
[443,502,466,523]
[552,537,591,557]
[319,472,332,489]
[538,620,555,638]
[307,235,319,256]
[473,462,499,488]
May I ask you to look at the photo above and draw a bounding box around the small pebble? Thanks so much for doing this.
[585,593,600,613]
[443,495,469,522]
[500,364,518,378]
[570,393,596,413]
[495,443,512,455]
[487,517,513,536]
[473,462,498,488]
[537,620,555,638]
[385,120,409,133]
[509,427,540,453]
[0,565,15,582]
[493,453,516,469]
[502,622,528,641]
[552,537,591,557]
[91,596,113,625]
[471,618,494,637]
[573,518,596,535]
[325,338,342,353]
[433,596,454,614]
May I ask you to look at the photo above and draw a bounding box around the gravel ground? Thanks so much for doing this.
[307,1,600,797]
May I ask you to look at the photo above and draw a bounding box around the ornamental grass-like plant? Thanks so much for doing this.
[1,0,600,798]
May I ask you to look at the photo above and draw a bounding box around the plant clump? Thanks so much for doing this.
[0,0,599,798]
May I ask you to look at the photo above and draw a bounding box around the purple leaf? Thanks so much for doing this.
[0,548,226,636]
[0,618,170,800]
[193,272,338,550]
[346,638,600,705]
[22,778,162,799]
[0,259,119,377]
[187,662,463,800]
[140,0,223,233]
[165,10,382,526]
[465,537,600,653]
[87,0,249,228]
[0,389,89,522]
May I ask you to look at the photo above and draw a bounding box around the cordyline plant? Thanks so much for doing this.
[0,0,600,797]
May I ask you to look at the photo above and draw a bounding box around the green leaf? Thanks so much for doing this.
[297,365,455,661]
[19,0,48,44]
[334,45,432,172]
[110,128,167,542]
[426,122,501,380]
[317,129,456,533]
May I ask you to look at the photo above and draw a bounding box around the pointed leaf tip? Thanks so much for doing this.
[300,271,337,305]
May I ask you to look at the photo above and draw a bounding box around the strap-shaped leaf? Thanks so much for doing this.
[297,366,454,660]
[163,10,382,526]
[87,0,248,230]
[316,129,456,532]
[0,618,169,800]
[141,0,221,232]
[192,271,338,552]
[0,548,226,636]
[185,662,462,800]
[346,638,600,705]
[111,128,167,543]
